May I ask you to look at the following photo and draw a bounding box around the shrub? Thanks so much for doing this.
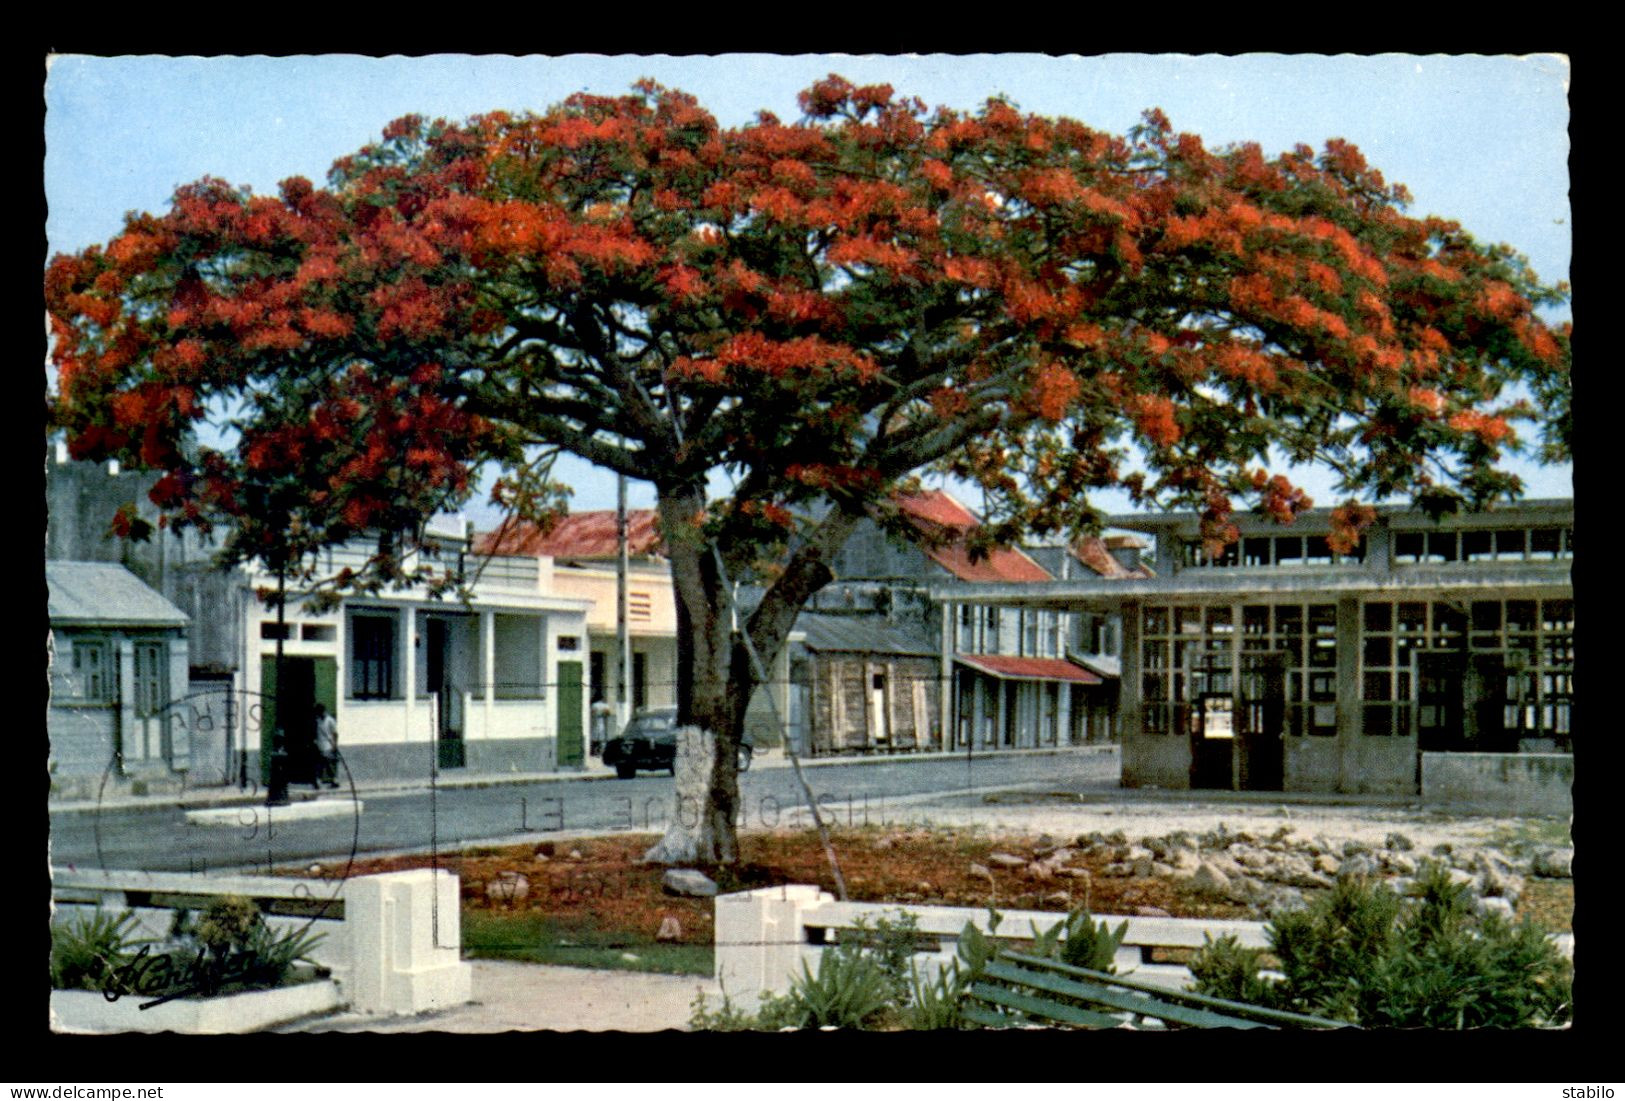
[688,984,797,1031]
[905,959,967,1030]
[195,895,260,954]
[50,910,143,991]
[1188,861,1573,1027]
[1028,908,1129,972]
[784,939,896,1028]
[159,898,326,995]
[1185,934,1275,1008]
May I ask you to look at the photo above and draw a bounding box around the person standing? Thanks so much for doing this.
[313,702,339,788]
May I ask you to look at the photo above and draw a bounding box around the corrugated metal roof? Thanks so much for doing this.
[1071,653,1122,680]
[794,612,937,656]
[1071,536,1155,579]
[955,654,1102,684]
[47,562,189,628]
[895,490,1053,583]
[476,510,663,559]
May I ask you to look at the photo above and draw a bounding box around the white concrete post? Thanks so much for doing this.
[714,885,833,1006]
[343,869,472,1016]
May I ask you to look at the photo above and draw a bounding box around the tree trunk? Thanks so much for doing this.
[644,482,742,865]
[643,484,860,866]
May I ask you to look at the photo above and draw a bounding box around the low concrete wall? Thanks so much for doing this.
[52,979,343,1035]
[1421,752,1573,817]
[52,867,471,1027]
[715,887,1269,1005]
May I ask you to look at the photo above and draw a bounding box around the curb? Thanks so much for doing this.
[50,744,1120,816]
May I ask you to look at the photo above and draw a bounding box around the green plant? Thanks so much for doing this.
[236,921,326,987]
[785,940,896,1029]
[905,959,968,1030]
[839,912,924,1007]
[50,910,143,991]
[195,895,260,954]
[687,985,805,1031]
[1028,908,1129,972]
[1186,934,1276,1008]
[1188,861,1573,1028]
[160,898,326,993]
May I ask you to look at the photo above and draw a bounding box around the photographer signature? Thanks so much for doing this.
[99,944,265,1010]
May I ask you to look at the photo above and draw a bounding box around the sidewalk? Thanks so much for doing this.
[51,743,1115,816]
[279,960,717,1033]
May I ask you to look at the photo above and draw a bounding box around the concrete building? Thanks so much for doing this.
[827,490,1140,753]
[46,446,247,685]
[241,519,592,783]
[48,562,191,793]
[929,499,1575,797]
[475,510,679,734]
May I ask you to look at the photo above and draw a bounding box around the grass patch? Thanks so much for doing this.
[462,910,712,976]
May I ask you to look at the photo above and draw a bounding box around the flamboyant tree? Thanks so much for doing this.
[47,76,1570,862]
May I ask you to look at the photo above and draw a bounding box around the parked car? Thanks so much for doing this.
[602,706,753,779]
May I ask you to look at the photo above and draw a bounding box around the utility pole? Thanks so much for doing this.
[616,469,632,730]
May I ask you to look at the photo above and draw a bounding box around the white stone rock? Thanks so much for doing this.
[1191,862,1231,895]
[1381,852,1417,877]
[662,868,718,897]
[1532,848,1573,878]
[485,871,529,903]
[656,915,683,941]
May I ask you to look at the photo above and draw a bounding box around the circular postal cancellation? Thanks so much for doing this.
[73,697,363,1006]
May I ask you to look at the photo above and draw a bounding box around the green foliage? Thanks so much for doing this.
[50,910,143,991]
[1029,909,1129,972]
[689,986,799,1032]
[1188,862,1573,1028]
[195,895,261,955]
[162,898,326,993]
[905,959,968,1030]
[838,912,924,1006]
[690,902,1140,1031]
[785,938,897,1029]
[235,921,326,988]
[1185,934,1276,1008]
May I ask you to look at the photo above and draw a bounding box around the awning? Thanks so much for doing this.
[955,655,1103,684]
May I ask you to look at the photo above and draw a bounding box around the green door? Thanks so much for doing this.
[260,656,337,784]
[557,660,584,767]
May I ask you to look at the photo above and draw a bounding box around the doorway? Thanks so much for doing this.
[260,656,336,785]
[426,617,465,768]
[1416,652,1466,752]
[1190,693,1235,789]
[870,673,889,748]
[1238,653,1286,791]
[557,661,584,767]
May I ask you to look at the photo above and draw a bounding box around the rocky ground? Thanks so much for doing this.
[309,794,1574,969]
[881,792,1574,930]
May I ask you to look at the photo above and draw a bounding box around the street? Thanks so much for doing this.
[49,749,1121,875]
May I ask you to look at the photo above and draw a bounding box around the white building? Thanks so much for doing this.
[242,517,592,784]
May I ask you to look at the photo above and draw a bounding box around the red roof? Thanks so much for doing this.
[476,510,663,559]
[894,490,1052,584]
[956,655,1103,684]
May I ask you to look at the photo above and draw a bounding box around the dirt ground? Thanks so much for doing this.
[313,796,1573,961]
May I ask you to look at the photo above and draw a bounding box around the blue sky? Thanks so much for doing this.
[45,53,1572,523]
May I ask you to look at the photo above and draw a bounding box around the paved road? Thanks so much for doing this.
[49,749,1120,875]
